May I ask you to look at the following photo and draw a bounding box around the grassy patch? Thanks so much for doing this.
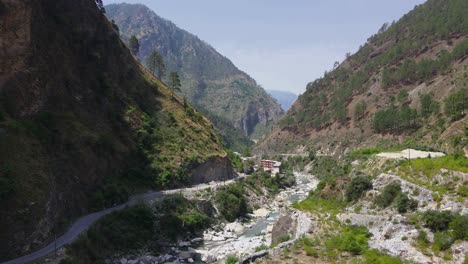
[293,196,346,215]
[362,249,405,264]
[398,155,468,177]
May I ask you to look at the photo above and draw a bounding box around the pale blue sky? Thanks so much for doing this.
[104,0,426,94]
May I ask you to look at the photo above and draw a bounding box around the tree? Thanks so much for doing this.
[346,176,373,202]
[146,51,166,78]
[333,61,340,69]
[420,93,439,118]
[445,89,467,121]
[128,35,140,56]
[354,101,367,120]
[168,72,181,96]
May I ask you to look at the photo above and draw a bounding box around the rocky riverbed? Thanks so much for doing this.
[111,172,318,264]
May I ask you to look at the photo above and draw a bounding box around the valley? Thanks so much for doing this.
[0,0,467,264]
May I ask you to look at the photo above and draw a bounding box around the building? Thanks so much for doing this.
[260,159,281,175]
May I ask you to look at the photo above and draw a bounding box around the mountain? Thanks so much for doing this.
[105,3,284,142]
[0,0,230,259]
[256,0,468,156]
[267,90,298,111]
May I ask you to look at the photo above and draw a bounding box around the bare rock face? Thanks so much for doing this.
[189,156,235,184]
[271,215,296,245]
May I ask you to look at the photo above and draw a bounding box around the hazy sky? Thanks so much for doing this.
[104,0,426,94]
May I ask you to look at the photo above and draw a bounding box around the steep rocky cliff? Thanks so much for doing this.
[105,3,284,141]
[0,0,228,259]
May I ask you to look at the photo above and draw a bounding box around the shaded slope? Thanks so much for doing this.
[105,3,283,140]
[256,0,468,156]
[0,0,227,259]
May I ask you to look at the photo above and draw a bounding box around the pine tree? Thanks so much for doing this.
[128,35,140,56]
[146,50,166,79]
[168,72,181,96]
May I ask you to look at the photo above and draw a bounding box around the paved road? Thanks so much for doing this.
[3,176,244,264]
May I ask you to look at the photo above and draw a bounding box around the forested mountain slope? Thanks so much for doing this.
[256,0,468,156]
[0,0,228,260]
[105,3,284,143]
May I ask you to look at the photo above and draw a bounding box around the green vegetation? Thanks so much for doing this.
[278,0,468,135]
[433,231,454,251]
[445,89,467,121]
[107,4,283,143]
[345,176,373,202]
[65,195,212,262]
[381,41,468,88]
[374,181,417,213]
[154,195,211,239]
[325,226,371,255]
[245,170,295,195]
[225,256,238,264]
[372,106,418,134]
[420,93,440,118]
[362,249,405,264]
[310,156,350,181]
[375,182,402,208]
[65,206,155,263]
[293,195,346,215]
[450,215,468,240]
[398,155,468,178]
[354,101,367,119]
[146,50,166,78]
[215,183,250,222]
[350,148,385,156]
[395,193,418,213]
[421,210,454,232]
[255,244,269,252]
[128,35,139,56]
[168,72,182,96]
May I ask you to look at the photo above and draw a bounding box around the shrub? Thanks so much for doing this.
[375,182,401,208]
[255,244,269,252]
[215,183,249,222]
[156,195,211,238]
[67,206,155,262]
[433,231,454,251]
[304,245,318,257]
[395,193,418,213]
[346,175,373,202]
[225,255,238,264]
[450,215,468,240]
[363,249,404,264]
[326,226,371,255]
[422,210,454,232]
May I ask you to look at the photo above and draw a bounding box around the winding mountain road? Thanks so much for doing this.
[3,176,243,264]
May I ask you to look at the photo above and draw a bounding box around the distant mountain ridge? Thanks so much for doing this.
[106,3,283,143]
[267,90,297,111]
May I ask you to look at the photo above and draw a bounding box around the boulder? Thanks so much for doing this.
[271,215,295,245]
